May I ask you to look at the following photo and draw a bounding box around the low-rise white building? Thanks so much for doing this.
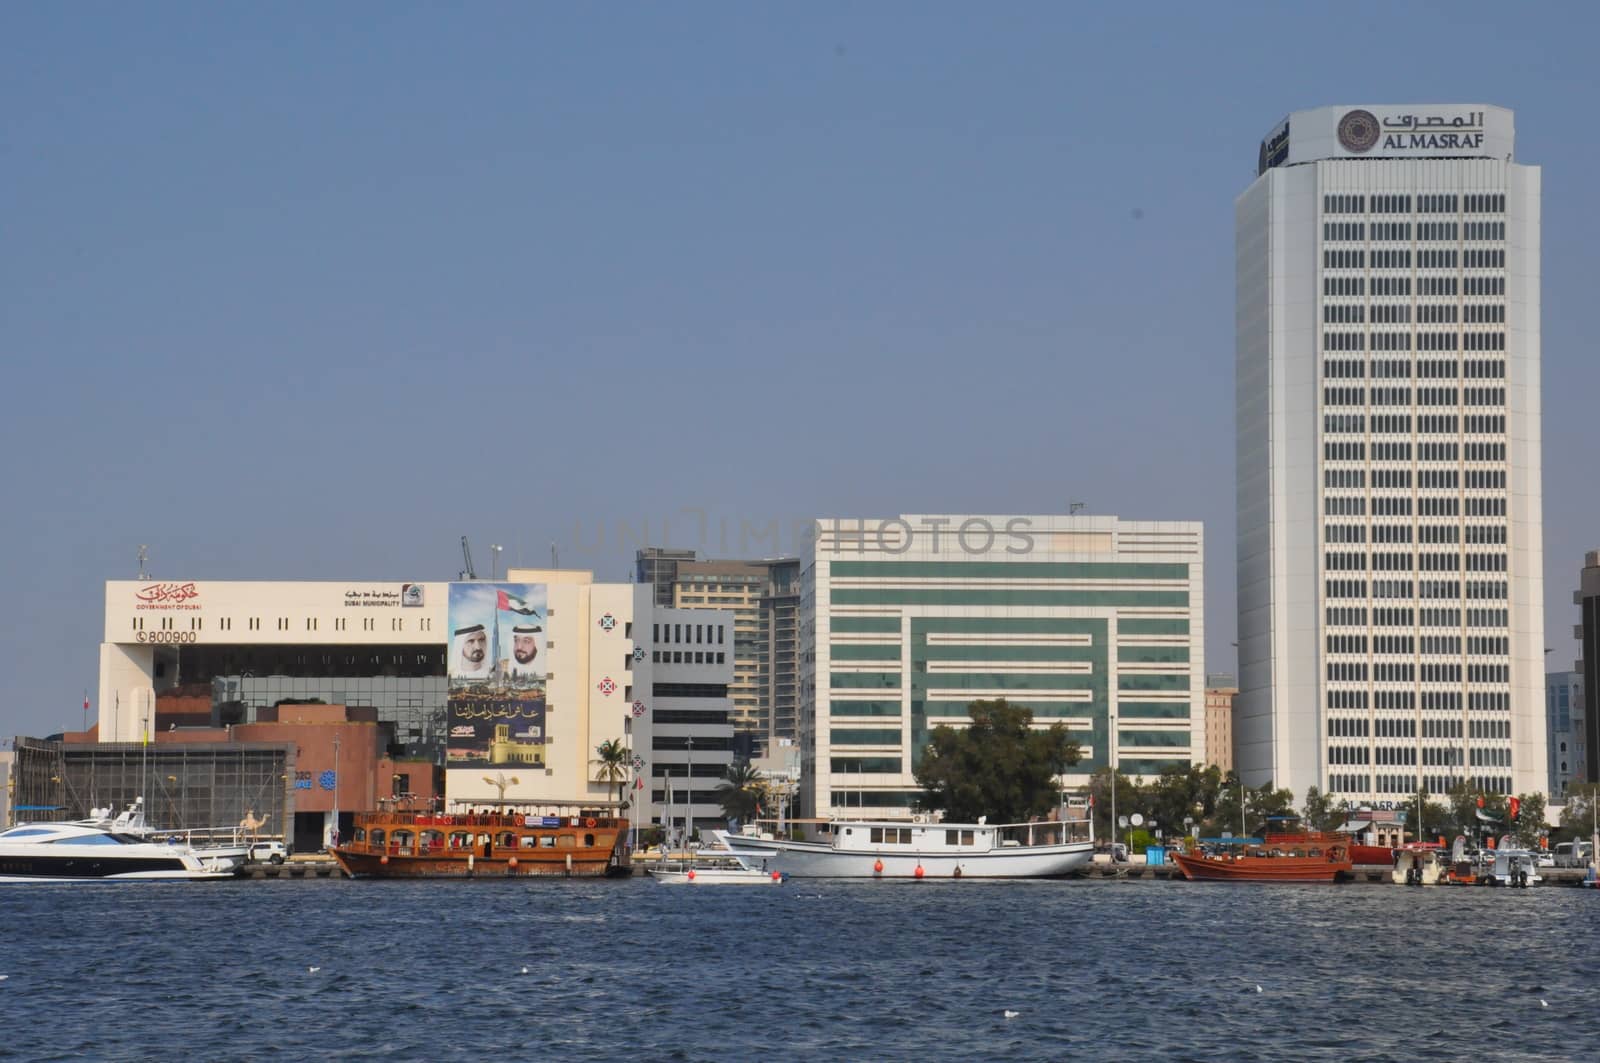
[97,572,734,830]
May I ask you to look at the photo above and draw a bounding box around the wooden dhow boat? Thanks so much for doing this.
[1172,831,1353,883]
[331,804,629,879]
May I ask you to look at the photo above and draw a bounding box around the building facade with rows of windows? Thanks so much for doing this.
[96,573,733,831]
[800,514,1205,818]
[1236,104,1546,803]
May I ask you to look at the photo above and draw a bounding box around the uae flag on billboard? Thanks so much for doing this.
[497,590,540,616]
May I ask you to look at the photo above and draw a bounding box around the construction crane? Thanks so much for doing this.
[459,536,477,580]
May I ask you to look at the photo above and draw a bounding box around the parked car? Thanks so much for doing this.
[247,841,287,864]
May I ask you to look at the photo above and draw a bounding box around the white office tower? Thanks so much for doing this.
[1236,105,1546,803]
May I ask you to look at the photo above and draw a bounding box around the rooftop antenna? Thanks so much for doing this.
[1069,501,1086,515]
[459,536,477,580]
[550,542,558,569]
[137,545,149,579]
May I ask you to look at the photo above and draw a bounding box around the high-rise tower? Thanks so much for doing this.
[1236,105,1545,802]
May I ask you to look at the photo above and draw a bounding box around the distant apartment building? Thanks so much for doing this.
[1546,671,1584,800]
[636,549,801,757]
[1580,550,1600,784]
[1205,674,1238,772]
[802,514,1206,818]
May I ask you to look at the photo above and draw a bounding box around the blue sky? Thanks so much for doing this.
[3,2,1597,739]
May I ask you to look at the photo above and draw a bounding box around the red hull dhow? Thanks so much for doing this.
[331,807,629,879]
[1172,832,1353,883]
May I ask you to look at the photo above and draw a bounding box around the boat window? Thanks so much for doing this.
[961,830,975,846]
[392,831,415,849]
[540,836,556,848]
[353,827,367,843]
[870,827,911,845]
[557,834,576,848]
[0,828,58,838]
[420,830,445,849]
[72,833,126,846]
[450,832,472,848]
[520,835,539,848]
[945,830,959,845]
[584,834,595,847]
[370,829,387,848]
[1309,848,1322,857]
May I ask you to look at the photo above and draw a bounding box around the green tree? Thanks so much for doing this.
[915,699,1082,823]
[1511,792,1547,850]
[1300,785,1342,832]
[1146,764,1224,840]
[591,739,631,805]
[715,761,765,824]
[1086,766,1142,842]
[1559,783,1600,841]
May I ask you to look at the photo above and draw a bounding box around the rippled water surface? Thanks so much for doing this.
[1,877,1595,1061]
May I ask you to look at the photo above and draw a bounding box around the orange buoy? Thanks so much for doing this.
[771,870,781,881]
[585,817,597,828]
[687,869,696,881]
[914,864,925,878]
[380,855,389,865]
[873,859,884,874]
[508,857,518,869]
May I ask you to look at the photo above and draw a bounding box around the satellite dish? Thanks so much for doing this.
[1130,813,1145,827]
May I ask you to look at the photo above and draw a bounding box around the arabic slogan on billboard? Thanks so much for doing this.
[446,582,548,766]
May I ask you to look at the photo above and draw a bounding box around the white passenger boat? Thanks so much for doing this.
[714,805,1094,879]
[647,864,785,886]
[0,821,238,882]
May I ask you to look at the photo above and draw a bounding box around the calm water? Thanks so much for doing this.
[1,876,1595,1061]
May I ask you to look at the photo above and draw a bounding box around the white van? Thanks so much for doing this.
[1554,841,1593,868]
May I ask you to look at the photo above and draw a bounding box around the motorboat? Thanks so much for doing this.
[713,803,1094,879]
[0,820,239,882]
[646,858,785,886]
[1481,848,1541,888]
[1391,845,1445,886]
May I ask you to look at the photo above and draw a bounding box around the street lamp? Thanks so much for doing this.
[490,544,503,581]
[331,734,341,850]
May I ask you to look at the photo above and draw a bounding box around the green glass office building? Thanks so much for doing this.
[801,514,1206,816]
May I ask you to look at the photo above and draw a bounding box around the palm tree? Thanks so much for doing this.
[715,761,765,824]
[592,739,630,806]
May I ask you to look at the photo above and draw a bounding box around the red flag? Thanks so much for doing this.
[83,694,90,711]
[1509,796,1521,821]
[634,777,644,790]
[1477,796,1485,809]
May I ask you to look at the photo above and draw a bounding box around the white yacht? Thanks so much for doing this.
[0,820,239,882]
[715,805,1094,879]
[79,799,250,873]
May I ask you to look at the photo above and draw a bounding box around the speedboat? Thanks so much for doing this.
[646,860,785,886]
[0,821,238,882]
[1481,848,1541,888]
[1391,845,1445,885]
[713,804,1094,879]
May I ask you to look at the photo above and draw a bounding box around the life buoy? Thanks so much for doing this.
[585,817,597,829]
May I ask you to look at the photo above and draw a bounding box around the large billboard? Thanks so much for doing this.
[446,582,547,766]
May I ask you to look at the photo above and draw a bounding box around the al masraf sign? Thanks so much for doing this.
[1258,104,1513,174]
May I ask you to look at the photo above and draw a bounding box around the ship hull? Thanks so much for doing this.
[332,850,620,878]
[717,834,1094,879]
[1171,852,1350,882]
